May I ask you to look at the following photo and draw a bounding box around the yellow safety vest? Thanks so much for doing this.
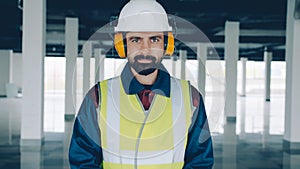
[99,76,193,169]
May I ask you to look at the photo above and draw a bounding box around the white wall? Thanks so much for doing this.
[12,53,23,89]
[0,50,12,96]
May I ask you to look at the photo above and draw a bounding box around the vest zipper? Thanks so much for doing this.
[134,94,157,169]
[134,110,151,169]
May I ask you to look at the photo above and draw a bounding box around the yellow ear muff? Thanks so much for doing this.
[114,33,126,58]
[115,32,174,58]
[165,32,175,56]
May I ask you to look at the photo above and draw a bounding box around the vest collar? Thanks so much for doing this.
[120,62,171,97]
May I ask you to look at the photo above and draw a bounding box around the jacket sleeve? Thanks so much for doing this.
[183,86,214,169]
[69,85,103,169]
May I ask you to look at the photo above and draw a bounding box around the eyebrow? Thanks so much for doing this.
[128,35,163,40]
[149,35,163,39]
[128,36,141,41]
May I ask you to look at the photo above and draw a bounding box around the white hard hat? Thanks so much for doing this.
[115,0,172,32]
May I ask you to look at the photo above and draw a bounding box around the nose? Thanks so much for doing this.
[140,40,150,56]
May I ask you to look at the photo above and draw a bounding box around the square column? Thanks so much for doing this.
[224,21,240,121]
[180,50,187,80]
[95,48,105,82]
[83,41,92,96]
[65,17,79,120]
[264,51,272,102]
[197,43,207,98]
[240,57,247,97]
[21,0,46,148]
[171,55,177,77]
[284,0,300,151]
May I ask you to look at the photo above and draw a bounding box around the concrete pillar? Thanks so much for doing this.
[21,0,46,148]
[240,57,247,97]
[264,51,272,101]
[284,0,300,151]
[224,21,239,121]
[172,55,177,77]
[95,48,105,82]
[180,50,187,80]
[0,50,13,96]
[83,41,92,96]
[197,43,207,98]
[64,17,79,120]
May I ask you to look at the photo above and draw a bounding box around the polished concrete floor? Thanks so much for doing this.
[1,93,300,169]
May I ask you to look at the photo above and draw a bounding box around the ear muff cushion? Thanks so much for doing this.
[165,32,175,56]
[114,33,126,58]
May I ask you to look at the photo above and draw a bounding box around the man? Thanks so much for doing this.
[69,0,214,168]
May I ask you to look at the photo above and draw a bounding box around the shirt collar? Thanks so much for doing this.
[120,62,171,97]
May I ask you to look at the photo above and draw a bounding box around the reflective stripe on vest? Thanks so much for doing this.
[99,77,192,169]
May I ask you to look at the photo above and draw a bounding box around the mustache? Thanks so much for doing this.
[134,55,156,62]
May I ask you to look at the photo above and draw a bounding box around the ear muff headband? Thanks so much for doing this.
[114,32,175,58]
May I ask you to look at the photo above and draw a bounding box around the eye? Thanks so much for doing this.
[151,37,160,43]
[130,38,140,43]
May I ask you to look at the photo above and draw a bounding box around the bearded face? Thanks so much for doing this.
[128,54,162,75]
[126,32,165,76]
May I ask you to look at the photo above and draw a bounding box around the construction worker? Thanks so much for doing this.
[69,0,214,168]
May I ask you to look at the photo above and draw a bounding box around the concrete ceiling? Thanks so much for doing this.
[0,0,287,61]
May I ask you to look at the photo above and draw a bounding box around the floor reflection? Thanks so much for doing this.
[283,152,300,169]
[262,101,270,149]
[21,150,42,169]
[0,98,21,145]
[0,94,299,169]
[222,121,237,169]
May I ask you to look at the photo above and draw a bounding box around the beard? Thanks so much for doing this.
[129,55,162,76]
